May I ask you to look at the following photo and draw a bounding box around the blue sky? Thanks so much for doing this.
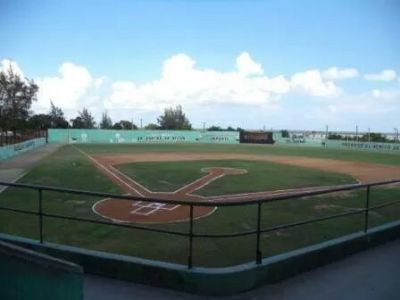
[1,0,399,131]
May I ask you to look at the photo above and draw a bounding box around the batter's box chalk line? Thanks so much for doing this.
[130,201,180,215]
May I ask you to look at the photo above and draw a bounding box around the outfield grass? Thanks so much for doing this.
[0,144,399,267]
[116,160,356,195]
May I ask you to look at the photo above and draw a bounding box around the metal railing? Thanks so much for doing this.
[0,179,399,268]
[0,130,47,147]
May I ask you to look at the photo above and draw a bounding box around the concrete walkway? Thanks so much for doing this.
[85,239,400,300]
[0,144,62,190]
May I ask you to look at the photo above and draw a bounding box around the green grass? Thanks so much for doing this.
[75,143,400,166]
[116,160,356,195]
[0,144,399,267]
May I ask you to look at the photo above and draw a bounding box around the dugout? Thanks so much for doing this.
[239,131,274,144]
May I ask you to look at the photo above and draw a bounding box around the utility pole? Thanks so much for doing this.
[395,128,399,143]
[368,127,371,144]
[355,125,358,143]
[140,118,143,129]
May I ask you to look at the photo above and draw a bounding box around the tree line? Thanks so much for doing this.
[0,65,206,131]
[327,133,394,143]
[1,65,241,132]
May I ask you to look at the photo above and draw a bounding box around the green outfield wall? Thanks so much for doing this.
[0,138,46,161]
[325,140,400,153]
[48,129,240,144]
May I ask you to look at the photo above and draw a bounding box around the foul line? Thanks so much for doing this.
[72,145,145,197]
[109,165,152,194]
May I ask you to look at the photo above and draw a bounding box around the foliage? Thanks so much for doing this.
[27,101,68,129]
[157,105,192,130]
[327,133,343,140]
[328,132,392,143]
[0,65,38,130]
[207,125,223,131]
[27,114,52,129]
[207,125,238,131]
[144,123,159,130]
[100,112,113,129]
[49,101,68,128]
[70,108,96,128]
[281,130,289,138]
[112,120,137,130]
[359,133,391,143]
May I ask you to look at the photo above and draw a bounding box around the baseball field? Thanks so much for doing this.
[0,143,400,267]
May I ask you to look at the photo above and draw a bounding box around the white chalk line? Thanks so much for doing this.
[0,171,27,193]
[72,145,145,197]
[109,165,152,194]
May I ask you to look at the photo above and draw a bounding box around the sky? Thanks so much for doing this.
[0,0,399,131]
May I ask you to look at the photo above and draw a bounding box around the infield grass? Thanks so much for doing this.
[116,160,356,195]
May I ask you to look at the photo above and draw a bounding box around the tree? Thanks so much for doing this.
[70,108,95,128]
[281,130,290,138]
[207,125,222,131]
[112,120,137,130]
[0,65,39,131]
[28,114,52,130]
[157,105,192,130]
[144,123,159,130]
[49,101,68,128]
[100,112,113,129]
[360,132,389,143]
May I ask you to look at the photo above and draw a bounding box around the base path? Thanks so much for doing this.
[85,152,400,224]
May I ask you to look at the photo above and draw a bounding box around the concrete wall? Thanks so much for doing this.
[0,240,83,300]
[1,221,399,296]
[0,138,46,161]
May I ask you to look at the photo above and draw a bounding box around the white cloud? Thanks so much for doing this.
[105,53,289,110]
[364,69,397,81]
[1,59,25,77]
[235,52,263,76]
[290,70,341,97]
[322,67,359,80]
[34,62,104,113]
[371,89,400,101]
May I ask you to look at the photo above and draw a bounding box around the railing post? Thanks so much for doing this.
[364,185,370,233]
[256,202,262,264]
[188,204,194,269]
[38,189,43,243]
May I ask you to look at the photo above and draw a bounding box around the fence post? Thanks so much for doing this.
[188,204,194,269]
[364,185,370,232]
[256,202,262,264]
[38,189,44,243]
